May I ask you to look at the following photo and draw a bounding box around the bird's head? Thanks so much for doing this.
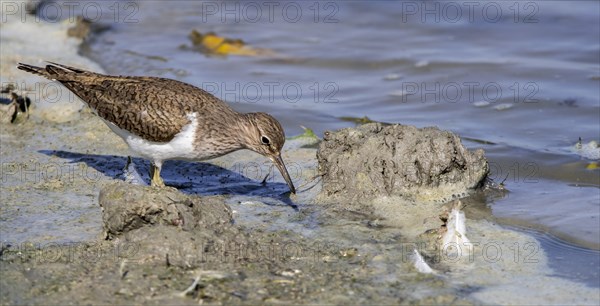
[241,112,295,194]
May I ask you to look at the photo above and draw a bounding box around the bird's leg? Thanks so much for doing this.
[122,156,132,180]
[150,162,165,187]
[124,156,132,172]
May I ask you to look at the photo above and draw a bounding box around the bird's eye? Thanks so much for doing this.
[261,136,270,145]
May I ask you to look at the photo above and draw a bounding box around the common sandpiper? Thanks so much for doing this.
[18,62,296,193]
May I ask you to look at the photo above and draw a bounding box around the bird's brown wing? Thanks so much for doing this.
[63,76,195,142]
[18,62,229,142]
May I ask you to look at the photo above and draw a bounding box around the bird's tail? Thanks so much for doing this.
[16,63,51,78]
[17,62,86,81]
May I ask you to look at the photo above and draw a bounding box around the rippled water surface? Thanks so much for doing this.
[79,0,599,287]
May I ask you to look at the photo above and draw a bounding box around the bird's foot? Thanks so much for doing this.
[151,176,165,187]
[150,163,165,187]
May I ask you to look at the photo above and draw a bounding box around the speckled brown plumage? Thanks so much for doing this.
[17,62,296,193]
[17,62,236,142]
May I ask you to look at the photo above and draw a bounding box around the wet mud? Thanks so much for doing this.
[2,4,598,304]
[317,122,489,205]
[1,181,468,305]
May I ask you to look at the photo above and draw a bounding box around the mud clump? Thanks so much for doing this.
[317,123,488,203]
[98,182,246,269]
[99,182,233,238]
[66,16,110,40]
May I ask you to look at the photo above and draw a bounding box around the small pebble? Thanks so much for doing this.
[493,103,514,111]
[388,90,407,97]
[383,73,401,81]
[415,60,429,67]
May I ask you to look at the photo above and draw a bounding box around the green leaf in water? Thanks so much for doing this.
[287,126,320,141]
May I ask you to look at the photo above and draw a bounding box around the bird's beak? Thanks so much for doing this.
[271,154,296,194]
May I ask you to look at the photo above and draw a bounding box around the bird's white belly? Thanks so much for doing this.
[101,113,199,163]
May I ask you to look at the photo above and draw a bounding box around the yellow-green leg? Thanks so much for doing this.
[150,162,165,187]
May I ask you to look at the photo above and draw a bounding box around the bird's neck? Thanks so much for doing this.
[196,112,254,154]
[229,112,257,149]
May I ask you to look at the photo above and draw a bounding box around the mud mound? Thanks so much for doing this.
[317,123,488,203]
[98,182,250,269]
[100,182,233,238]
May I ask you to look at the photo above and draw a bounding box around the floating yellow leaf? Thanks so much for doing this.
[188,30,272,56]
[586,162,598,170]
[201,34,226,49]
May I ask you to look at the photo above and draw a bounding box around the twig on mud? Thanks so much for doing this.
[500,172,510,188]
[296,173,323,193]
[261,172,270,185]
[119,260,129,279]
[179,276,201,297]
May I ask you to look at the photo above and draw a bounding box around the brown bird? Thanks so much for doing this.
[17,62,295,193]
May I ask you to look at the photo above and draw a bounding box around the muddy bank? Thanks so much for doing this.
[0,181,469,305]
[2,3,599,305]
[3,173,597,305]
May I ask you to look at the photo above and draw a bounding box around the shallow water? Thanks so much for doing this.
[8,0,599,299]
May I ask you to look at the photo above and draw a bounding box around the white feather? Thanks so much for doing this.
[413,249,434,274]
[442,206,473,256]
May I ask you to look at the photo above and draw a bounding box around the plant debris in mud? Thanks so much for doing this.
[0,84,31,124]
